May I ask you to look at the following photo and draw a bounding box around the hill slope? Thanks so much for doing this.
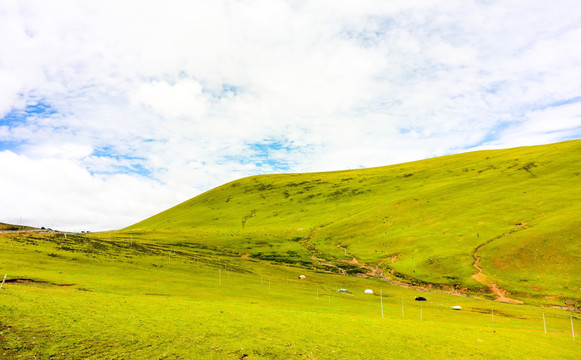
[1,229,578,358]
[125,140,581,304]
[0,223,38,231]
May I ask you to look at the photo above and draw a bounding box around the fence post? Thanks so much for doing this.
[380,290,384,319]
[543,312,547,334]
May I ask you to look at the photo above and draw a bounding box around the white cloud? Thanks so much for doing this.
[1,0,581,230]
[131,79,207,119]
[478,101,581,149]
[0,150,181,231]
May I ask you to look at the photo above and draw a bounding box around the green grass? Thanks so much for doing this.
[0,223,37,231]
[125,139,581,304]
[1,140,581,358]
[0,231,579,359]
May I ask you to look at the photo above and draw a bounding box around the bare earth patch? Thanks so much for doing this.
[472,240,523,304]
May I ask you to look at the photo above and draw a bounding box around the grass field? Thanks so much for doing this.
[0,231,578,359]
[125,140,581,305]
[1,140,580,358]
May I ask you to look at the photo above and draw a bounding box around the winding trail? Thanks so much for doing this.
[298,206,382,272]
[265,210,531,305]
[304,224,520,301]
[337,244,348,256]
[330,229,527,303]
[301,227,339,270]
[472,234,523,304]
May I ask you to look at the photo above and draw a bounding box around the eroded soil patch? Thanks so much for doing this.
[3,278,74,287]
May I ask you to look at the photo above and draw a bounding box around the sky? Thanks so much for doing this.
[1,0,581,231]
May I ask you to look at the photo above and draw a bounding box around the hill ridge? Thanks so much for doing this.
[124,139,581,304]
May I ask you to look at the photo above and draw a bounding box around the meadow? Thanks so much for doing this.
[1,140,580,358]
[126,140,581,305]
[0,230,578,359]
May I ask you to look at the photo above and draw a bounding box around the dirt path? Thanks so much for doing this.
[252,213,531,305]
[472,235,523,304]
[336,244,348,256]
[301,227,341,271]
[352,256,475,298]
[334,237,524,302]
[298,204,383,268]
[323,233,485,297]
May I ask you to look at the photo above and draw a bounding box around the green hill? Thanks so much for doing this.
[0,223,38,231]
[124,139,581,304]
[2,140,580,359]
[1,228,578,359]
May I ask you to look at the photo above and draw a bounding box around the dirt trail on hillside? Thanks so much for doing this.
[334,236,524,301]
[252,212,531,304]
[472,235,523,304]
[302,227,340,270]
[349,256,474,297]
[337,244,348,256]
[322,232,480,296]
[334,244,384,277]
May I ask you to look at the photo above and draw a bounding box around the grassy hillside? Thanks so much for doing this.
[0,231,578,359]
[125,140,581,304]
[0,223,37,231]
[2,139,580,358]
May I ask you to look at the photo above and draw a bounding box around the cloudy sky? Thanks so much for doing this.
[1,0,581,231]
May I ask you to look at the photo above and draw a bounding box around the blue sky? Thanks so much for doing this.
[1,0,581,231]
